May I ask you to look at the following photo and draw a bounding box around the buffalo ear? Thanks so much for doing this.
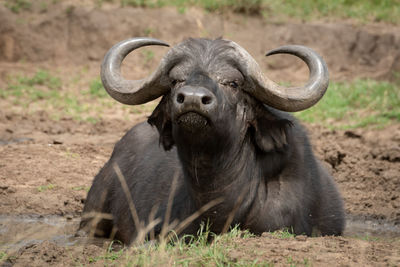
[148,95,175,150]
[251,110,292,153]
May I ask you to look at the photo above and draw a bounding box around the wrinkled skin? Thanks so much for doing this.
[81,39,345,244]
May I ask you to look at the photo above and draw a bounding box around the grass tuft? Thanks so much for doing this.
[101,224,258,266]
[1,70,62,100]
[71,186,90,192]
[87,78,108,97]
[197,0,263,14]
[111,0,400,23]
[271,228,296,239]
[3,0,400,23]
[264,0,400,23]
[37,184,56,192]
[0,69,158,123]
[296,79,400,129]
[4,0,31,13]
[1,70,113,122]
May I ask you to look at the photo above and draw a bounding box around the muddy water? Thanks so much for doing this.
[0,215,80,251]
[1,215,399,252]
[344,215,400,239]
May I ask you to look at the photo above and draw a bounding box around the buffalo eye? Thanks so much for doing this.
[229,81,239,89]
[171,79,184,87]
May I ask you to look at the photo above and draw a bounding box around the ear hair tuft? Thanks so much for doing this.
[148,96,175,150]
[252,116,293,153]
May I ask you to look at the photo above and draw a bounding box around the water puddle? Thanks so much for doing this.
[0,214,399,252]
[343,215,400,239]
[0,215,80,252]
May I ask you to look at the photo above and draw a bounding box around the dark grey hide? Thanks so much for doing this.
[81,38,345,244]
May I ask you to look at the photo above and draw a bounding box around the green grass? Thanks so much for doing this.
[0,70,159,123]
[296,79,400,129]
[1,71,112,122]
[37,183,56,192]
[142,49,155,64]
[86,78,108,98]
[4,0,400,23]
[95,0,400,23]
[356,234,381,242]
[262,0,400,23]
[4,0,31,13]
[71,186,90,192]
[1,70,62,99]
[82,224,265,266]
[271,228,296,239]
[117,0,268,15]
[2,70,61,103]
[2,71,398,129]
[196,0,400,23]
[79,225,319,266]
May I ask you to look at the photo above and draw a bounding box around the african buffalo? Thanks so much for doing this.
[80,37,345,244]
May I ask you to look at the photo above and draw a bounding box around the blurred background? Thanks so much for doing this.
[0,0,399,127]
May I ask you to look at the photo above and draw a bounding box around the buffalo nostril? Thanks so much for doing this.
[177,93,185,104]
[201,96,213,105]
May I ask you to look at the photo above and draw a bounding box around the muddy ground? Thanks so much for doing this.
[0,1,399,266]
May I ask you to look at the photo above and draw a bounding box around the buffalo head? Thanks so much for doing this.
[101,38,328,152]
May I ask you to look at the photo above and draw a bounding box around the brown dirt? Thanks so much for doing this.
[310,124,400,226]
[0,1,399,266]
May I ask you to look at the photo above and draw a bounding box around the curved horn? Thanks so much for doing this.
[101,37,170,105]
[232,43,329,112]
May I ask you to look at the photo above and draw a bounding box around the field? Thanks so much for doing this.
[0,0,400,266]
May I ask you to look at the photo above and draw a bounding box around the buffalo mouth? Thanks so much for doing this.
[177,111,209,132]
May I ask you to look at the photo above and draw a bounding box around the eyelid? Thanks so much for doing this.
[171,79,185,85]
[220,80,241,87]
[229,81,239,88]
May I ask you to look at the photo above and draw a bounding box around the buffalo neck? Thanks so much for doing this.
[175,133,262,229]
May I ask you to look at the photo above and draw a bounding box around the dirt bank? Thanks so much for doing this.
[1,1,400,83]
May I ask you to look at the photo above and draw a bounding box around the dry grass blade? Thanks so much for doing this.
[79,189,109,238]
[221,186,249,234]
[81,211,114,221]
[134,218,162,244]
[166,197,224,241]
[148,203,160,241]
[160,170,179,240]
[81,211,114,238]
[113,163,141,234]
